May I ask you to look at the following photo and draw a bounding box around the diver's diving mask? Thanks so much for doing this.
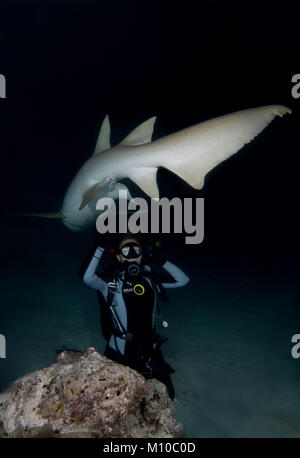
[117,242,142,260]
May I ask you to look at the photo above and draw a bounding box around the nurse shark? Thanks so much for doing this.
[10,105,291,231]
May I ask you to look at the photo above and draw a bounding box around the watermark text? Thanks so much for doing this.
[291,74,300,99]
[291,334,300,359]
[95,190,204,244]
[0,74,6,98]
[0,334,6,359]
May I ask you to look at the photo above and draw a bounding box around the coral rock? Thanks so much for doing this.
[0,347,183,438]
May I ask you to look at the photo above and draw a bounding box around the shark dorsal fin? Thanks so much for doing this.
[93,115,111,155]
[120,116,157,146]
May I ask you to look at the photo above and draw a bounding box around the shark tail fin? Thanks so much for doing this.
[162,104,292,191]
[4,211,63,219]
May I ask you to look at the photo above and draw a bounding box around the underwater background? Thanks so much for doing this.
[0,0,300,437]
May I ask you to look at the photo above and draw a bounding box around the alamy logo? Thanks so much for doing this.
[0,74,6,98]
[0,334,6,358]
[291,334,300,359]
[96,190,204,244]
[291,74,300,99]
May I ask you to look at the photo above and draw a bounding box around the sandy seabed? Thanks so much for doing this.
[1,220,300,438]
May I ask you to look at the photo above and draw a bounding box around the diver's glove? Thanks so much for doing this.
[144,245,167,268]
[94,246,105,259]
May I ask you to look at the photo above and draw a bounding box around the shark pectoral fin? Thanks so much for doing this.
[120,116,157,146]
[79,182,104,210]
[93,114,111,155]
[127,167,159,199]
[165,104,292,190]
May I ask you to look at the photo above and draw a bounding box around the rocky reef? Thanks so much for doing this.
[0,347,183,438]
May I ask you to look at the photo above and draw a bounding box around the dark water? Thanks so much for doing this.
[1,202,300,437]
[0,1,300,438]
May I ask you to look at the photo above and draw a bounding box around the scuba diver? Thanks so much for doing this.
[82,233,189,400]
